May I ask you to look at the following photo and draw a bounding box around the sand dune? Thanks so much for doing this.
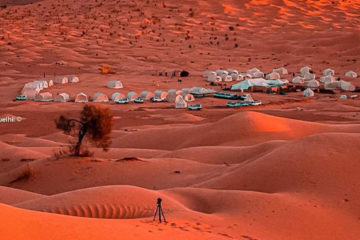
[0,186,44,204]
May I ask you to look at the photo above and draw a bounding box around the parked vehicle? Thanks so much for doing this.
[150,97,165,102]
[16,95,27,101]
[226,101,249,108]
[188,104,202,110]
[134,97,144,103]
[115,98,129,104]
[214,92,245,100]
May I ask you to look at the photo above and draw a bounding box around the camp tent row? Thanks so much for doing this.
[231,78,288,91]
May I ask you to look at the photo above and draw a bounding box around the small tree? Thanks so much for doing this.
[55,104,113,156]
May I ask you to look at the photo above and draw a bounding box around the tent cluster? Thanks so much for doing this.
[291,67,356,94]
[20,75,80,101]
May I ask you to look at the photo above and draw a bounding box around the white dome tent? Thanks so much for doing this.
[184,94,195,102]
[273,67,288,75]
[323,68,335,76]
[34,80,48,89]
[154,90,168,100]
[300,66,311,77]
[35,92,53,101]
[320,75,335,83]
[48,80,54,87]
[306,80,320,88]
[68,75,80,83]
[303,88,315,97]
[266,72,281,80]
[75,93,88,103]
[140,91,153,100]
[208,75,222,83]
[127,91,138,101]
[340,80,355,91]
[166,89,178,102]
[111,92,125,101]
[303,72,316,81]
[175,95,187,109]
[224,75,233,82]
[181,88,190,96]
[292,76,304,84]
[107,80,123,89]
[55,93,70,102]
[54,76,69,84]
[93,93,109,102]
[345,71,358,78]
[21,88,38,100]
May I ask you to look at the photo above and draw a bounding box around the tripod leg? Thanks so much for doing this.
[153,206,158,221]
[160,207,166,223]
[159,207,162,223]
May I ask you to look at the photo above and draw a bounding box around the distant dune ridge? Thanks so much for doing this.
[1,0,360,239]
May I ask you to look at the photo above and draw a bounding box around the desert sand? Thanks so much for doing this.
[0,0,360,239]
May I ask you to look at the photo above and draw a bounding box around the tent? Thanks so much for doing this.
[93,93,109,102]
[231,78,269,91]
[21,88,38,100]
[306,80,320,88]
[303,88,314,97]
[48,80,54,87]
[247,67,261,74]
[266,72,281,80]
[208,75,222,83]
[140,91,153,100]
[300,66,311,77]
[203,71,216,78]
[34,80,48,89]
[292,76,304,84]
[323,68,335,76]
[107,80,123,89]
[181,88,190,96]
[111,92,125,101]
[224,75,233,82]
[250,71,264,78]
[320,75,335,83]
[54,76,69,84]
[175,95,187,109]
[184,94,195,102]
[166,89,178,102]
[227,69,239,75]
[324,81,340,90]
[35,92,53,101]
[23,83,41,92]
[75,93,88,103]
[345,71,358,78]
[230,72,240,81]
[340,80,355,91]
[68,75,80,83]
[243,94,254,103]
[154,90,168,99]
[239,73,252,80]
[303,72,315,81]
[273,67,288,75]
[267,79,288,86]
[54,93,70,102]
[127,91,138,101]
[216,69,228,76]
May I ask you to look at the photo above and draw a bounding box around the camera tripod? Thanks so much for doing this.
[153,198,167,223]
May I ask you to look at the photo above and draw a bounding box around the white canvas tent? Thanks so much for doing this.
[35,92,53,101]
[324,81,340,90]
[34,80,48,89]
[266,72,281,80]
[140,91,153,100]
[208,75,222,83]
[75,93,88,103]
[243,94,254,103]
[111,92,125,101]
[303,88,314,97]
[154,90,168,99]
[54,93,70,102]
[300,66,311,77]
[323,68,335,76]
[306,80,320,88]
[303,72,315,81]
[107,80,123,89]
[345,71,358,78]
[181,88,190,96]
[166,89,178,102]
[54,76,69,84]
[68,75,80,83]
[48,80,54,87]
[340,80,355,91]
[21,88,38,100]
[93,92,109,102]
[320,75,335,83]
[175,95,187,109]
[239,73,252,80]
[230,72,240,81]
[224,75,233,82]
[292,76,304,84]
[184,94,195,102]
[203,70,216,78]
[227,69,239,75]
[273,67,288,75]
[127,91,138,101]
